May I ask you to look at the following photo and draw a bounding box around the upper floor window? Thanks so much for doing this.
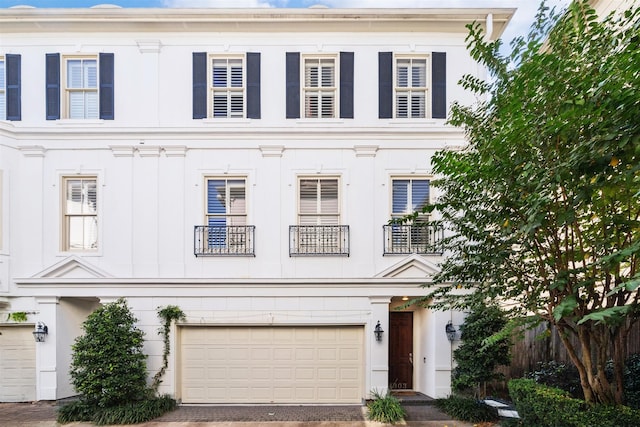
[46,52,114,120]
[0,58,5,120]
[206,177,247,227]
[63,176,98,252]
[385,177,441,255]
[303,57,336,118]
[395,57,427,118]
[197,177,254,255]
[378,52,446,119]
[299,177,340,225]
[65,57,98,119]
[286,52,353,119]
[212,57,244,118]
[193,52,261,119]
[291,177,348,256]
[0,54,21,121]
[391,178,430,219]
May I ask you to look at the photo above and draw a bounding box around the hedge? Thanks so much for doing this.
[508,378,640,427]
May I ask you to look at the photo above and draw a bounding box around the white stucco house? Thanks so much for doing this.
[0,5,514,404]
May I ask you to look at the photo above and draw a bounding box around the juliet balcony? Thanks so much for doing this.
[383,223,444,255]
[194,225,256,256]
[289,225,350,256]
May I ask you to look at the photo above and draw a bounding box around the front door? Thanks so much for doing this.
[388,312,413,390]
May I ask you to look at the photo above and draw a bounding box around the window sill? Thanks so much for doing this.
[294,119,346,125]
[55,119,106,126]
[199,118,253,125]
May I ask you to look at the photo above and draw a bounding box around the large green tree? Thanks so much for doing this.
[423,0,640,405]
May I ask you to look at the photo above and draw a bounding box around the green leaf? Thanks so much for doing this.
[577,306,633,325]
[553,295,578,322]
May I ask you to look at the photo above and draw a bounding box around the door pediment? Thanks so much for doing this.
[30,255,112,279]
[375,254,440,279]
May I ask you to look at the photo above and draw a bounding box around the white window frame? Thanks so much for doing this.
[0,56,5,120]
[394,55,429,119]
[390,176,431,219]
[302,55,338,119]
[62,176,98,252]
[209,55,246,118]
[62,55,99,119]
[205,176,248,226]
[297,176,340,225]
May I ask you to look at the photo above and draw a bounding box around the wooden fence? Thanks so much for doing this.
[502,319,640,380]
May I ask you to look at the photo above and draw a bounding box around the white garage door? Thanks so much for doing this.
[180,326,363,404]
[0,326,36,402]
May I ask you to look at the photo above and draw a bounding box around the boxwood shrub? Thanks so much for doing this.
[508,378,640,427]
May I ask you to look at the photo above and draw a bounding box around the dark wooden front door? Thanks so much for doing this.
[389,312,413,390]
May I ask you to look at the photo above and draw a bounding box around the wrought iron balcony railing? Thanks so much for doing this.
[383,223,444,255]
[194,225,255,256]
[289,225,350,256]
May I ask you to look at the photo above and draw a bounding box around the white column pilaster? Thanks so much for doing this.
[34,296,59,400]
[369,296,391,397]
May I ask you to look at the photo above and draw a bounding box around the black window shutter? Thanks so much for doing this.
[6,54,21,121]
[192,52,207,119]
[246,52,261,119]
[339,52,354,119]
[432,52,447,119]
[285,52,300,119]
[378,52,393,119]
[99,53,114,120]
[46,53,60,120]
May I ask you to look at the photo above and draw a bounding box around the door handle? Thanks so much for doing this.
[409,352,413,365]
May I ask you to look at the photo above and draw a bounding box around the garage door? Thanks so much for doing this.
[180,326,363,404]
[0,326,36,402]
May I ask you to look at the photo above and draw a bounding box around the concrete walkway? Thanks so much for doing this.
[0,401,475,427]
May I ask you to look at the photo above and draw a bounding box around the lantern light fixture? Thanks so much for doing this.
[33,321,48,342]
[374,321,384,342]
[445,321,457,342]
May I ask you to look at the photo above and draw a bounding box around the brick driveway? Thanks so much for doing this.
[0,401,474,426]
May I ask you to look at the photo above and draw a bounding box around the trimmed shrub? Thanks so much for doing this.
[508,378,640,427]
[434,394,499,423]
[525,360,583,399]
[69,298,148,408]
[452,304,510,398]
[366,390,406,424]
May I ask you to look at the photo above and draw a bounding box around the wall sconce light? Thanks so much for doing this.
[445,321,456,342]
[374,321,384,342]
[33,321,48,342]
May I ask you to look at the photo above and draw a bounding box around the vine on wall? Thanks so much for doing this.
[152,305,186,392]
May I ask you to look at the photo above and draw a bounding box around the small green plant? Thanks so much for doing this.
[434,394,499,423]
[366,390,406,424]
[8,311,28,322]
[152,305,186,391]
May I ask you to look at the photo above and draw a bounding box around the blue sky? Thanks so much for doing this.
[0,0,571,53]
